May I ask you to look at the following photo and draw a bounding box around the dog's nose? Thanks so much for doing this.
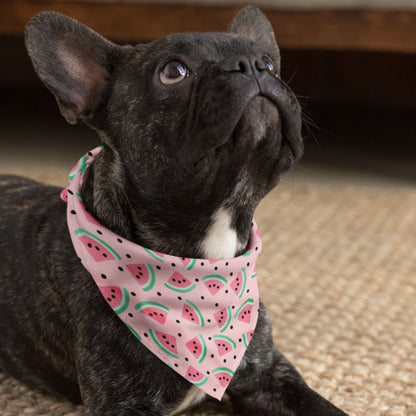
[220,55,267,76]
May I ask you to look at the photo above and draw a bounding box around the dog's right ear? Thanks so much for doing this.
[25,12,130,124]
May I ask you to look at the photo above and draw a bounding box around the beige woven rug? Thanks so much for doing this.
[1,169,415,416]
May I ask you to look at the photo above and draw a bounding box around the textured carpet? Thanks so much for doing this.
[1,169,415,416]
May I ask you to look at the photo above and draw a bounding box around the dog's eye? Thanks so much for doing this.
[262,56,278,76]
[160,61,188,84]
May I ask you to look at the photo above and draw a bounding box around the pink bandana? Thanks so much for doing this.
[61,147,262,400]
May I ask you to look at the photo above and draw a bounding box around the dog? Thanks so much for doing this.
[0,6,348,416]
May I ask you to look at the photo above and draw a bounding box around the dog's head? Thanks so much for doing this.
[25,7,303,254]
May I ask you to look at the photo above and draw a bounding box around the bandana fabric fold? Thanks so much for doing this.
[61,147,262,400]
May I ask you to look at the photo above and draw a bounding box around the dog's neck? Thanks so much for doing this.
[81,149,253,260]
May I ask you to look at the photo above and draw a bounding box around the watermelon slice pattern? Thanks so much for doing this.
[75,229,120,262]
[185,366,208,386]
[99,286,129,314]
[230,268,247,298]
[182,300,205,326]
[62,148,263,401]
[213,367,235,388]
[126,263,156,291]
[135,301,169,324]
[185,335,207,363]
[212,335,236,356]
[202,275,227,296]
[214,306,232,333]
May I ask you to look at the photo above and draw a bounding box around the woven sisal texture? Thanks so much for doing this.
[1,169,415,416]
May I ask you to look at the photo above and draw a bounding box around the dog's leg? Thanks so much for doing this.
[72,331,191,416]
[228,304,348,416]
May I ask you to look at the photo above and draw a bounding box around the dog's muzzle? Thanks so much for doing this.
[179,54,304,171]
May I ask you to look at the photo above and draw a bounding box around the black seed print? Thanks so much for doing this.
[71,210,76,215]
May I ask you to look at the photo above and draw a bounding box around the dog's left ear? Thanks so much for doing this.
[228,6,280,73]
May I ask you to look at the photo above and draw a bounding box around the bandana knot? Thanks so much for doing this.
[61,147,262,400]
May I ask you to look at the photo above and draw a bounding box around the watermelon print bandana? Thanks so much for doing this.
[61,147,262,400]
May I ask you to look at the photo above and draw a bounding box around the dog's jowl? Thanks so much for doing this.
[0,6,348,416]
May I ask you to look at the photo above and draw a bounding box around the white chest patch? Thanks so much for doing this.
[199,207,241,259]
[170,386,206,415]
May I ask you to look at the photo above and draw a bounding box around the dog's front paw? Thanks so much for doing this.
[228,350,348,416]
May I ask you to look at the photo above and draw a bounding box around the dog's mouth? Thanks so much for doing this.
[178,73,303,175]
[259,77,304,164]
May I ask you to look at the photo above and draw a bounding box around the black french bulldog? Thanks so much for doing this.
[0,6,348,416]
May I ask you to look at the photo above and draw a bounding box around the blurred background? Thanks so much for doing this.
[0,0,415,186]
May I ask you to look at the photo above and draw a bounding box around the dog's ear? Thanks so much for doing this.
[228,6,280,73]
[25,12,130,124]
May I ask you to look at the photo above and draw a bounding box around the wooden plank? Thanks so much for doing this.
[1,0,415,53]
